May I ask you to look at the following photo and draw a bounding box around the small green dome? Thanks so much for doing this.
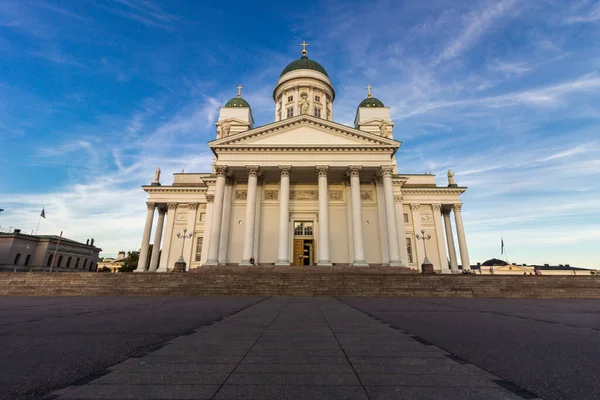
[225,97,250,108]
[280,56,329,78]
[359,97,385,108]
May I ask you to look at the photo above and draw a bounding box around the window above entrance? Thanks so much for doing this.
[294,221,313,236]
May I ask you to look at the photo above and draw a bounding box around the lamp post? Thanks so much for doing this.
[173,228,192,272]
[416,229,434,274]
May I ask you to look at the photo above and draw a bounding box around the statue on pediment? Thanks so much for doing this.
[447,169,456,186]
[378,120,390,137]
[220,121,231,138]
[299,92,309,114]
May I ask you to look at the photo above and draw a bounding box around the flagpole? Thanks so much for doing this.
[35,214,42,235]
[49,231,63,273]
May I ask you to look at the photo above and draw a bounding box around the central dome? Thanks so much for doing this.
[280,55,329,78]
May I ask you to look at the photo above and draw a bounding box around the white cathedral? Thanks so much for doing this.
[135,44,471,273]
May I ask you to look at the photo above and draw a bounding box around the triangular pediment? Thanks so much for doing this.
[210,115,400,149]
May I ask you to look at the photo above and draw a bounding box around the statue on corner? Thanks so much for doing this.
[220,121,231,138]
[378,120,390,138]
[447,169,457,187]
[299,92,310,115]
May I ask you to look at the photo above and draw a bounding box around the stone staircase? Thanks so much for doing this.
[1,267,600,297]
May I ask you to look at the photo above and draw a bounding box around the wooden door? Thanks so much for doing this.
[293,239,304,266]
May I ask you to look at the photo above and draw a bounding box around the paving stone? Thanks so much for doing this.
[225,372,361,385]
[365,386,523,400]
[282,385,369,399]
[108,363,238,373]
[358,373,500,387]
[90,371,230,385]
[233,363,355,374]
[212,384,285,399]
[59,384,220,399]
[133,354,243,364]
[240,355,349,364]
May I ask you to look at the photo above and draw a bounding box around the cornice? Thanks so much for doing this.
[212,145,398,152]
[143,186,208,194]
[402,187,467,195]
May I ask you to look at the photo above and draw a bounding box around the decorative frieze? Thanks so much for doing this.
[235,190,247,200]
[264,190,279,200]
[421,214,433,224]
[329,191,344,201]
[360,191,373,201]
[290,190,318,200]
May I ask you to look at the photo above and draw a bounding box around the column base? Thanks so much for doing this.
[203,260,219,266]
[389,260,407,267]
[239,261,253,266]
[134,268,146,272]
[275,261,290,266]
[317,261,332,266]
[351,261,369,267]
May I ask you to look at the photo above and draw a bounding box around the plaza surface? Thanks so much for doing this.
[0,297,598,399]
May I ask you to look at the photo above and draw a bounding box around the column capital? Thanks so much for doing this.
[453,203,463,213]
[431,203,442,212]
[381,165,395,177]
[146,201,156,211]
[167,202,178,210]
[206,195,215,203]
[316,165,329,177]
[246,165,260,177]
[279,165,292,177]
[410,203,420,211]
[188,202,200,210]
[441,207,452,216]
[157,206,167,215]
[348,165,362,177]
[214,165,228,177]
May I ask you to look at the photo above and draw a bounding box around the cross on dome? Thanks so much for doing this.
[366,85,372,98]
[237,84,243,98]
[300,41,308,56]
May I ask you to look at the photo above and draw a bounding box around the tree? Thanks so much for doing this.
[118,247,158,272]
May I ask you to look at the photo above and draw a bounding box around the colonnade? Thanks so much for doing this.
[136,164,471,272]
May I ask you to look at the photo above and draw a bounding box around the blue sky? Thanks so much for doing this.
[1,0,599,268]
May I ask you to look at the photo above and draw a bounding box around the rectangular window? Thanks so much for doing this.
[287,107,294,118]
[195,237,203,262]
[314,107,321,118]
[315,95,321,103]
[406,238,413,263]
[294,221,314,236]
[198,212,206,222]
[403,213,409,223]
[287,95,293,102]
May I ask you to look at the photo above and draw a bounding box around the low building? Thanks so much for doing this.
[473,258,593,275]
[97,251,126,272]
[0,230,102,272]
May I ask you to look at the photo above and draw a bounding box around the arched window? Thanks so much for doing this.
[47,255,53,267]
[90,263,95,271]
[66,257,72,268]
[24,254,31,266]
[75,258,80,269]
[83,259,88,269]
[58,255,63,267]
[14,253,21,265]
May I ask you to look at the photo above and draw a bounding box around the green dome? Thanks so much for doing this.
[359,97,385,108]
[280,56,329,78]
[225,97,250,108]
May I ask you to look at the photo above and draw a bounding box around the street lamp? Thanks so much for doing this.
[174,228,193,272]
[416,229,433,273]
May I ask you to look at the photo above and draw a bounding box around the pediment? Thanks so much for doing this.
[210,116,400,149]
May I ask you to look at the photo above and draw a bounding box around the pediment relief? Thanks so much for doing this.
[210,116,400,149]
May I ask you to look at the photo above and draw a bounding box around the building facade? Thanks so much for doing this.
[136,45,471,273]
[0,230,101,272]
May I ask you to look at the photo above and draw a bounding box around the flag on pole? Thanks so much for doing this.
[40,208,46,219]
[501,238,504,255]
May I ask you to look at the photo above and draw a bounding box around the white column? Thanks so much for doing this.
[396,194,409,265]
[294,86,299,117]
[309,85,314,116]
[443,208,459,273]
[349,166,368,266]
[316,165,332,266]
[157,203,177,272]
[453,203,471,271]
[276,166,291,265]
[240,166,259,265]
[410,203,425,269]
[218,183,233,264]
[148,206,166,272]
[381,166,404,266]
[432,204,450,274]
[135,201,155,272]
[375,180,389,264]
[253,182,262,261]
[205,166,228,265]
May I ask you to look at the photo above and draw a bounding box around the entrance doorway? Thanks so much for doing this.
[293,239,313,266]
[293,221,314,266]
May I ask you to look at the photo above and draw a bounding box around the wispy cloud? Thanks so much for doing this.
[565,1,600,24]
